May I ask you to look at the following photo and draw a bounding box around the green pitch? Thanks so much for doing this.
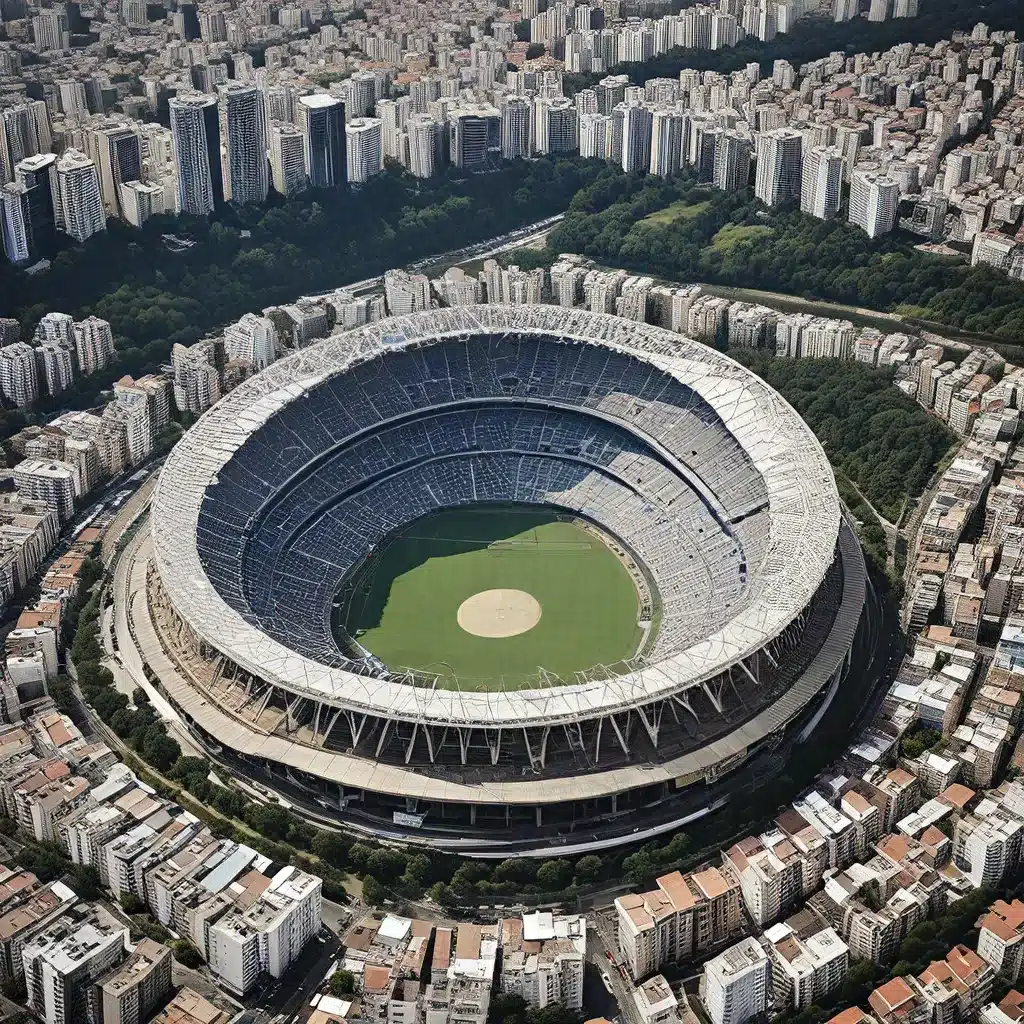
[337,505,645,691]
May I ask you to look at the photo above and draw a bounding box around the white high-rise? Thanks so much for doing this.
[86,120,142,219]
[269,122,307,197]
[407,115,440,178]
[0,184,31,262]
[649,109,685,177]
[579,113,610,159]
[224,313,278,369]
[848,169,900,238]
[23,911,128,1024]
[74,316,115,375]
[13,460,77,523]
[384,269,431,316]
[701,938,771,1024]
[108,381,153,466]
[218,83,268,206]
[376,97,411,162]
[206,867,321,996]
[501,97,533,160]
[0,342,39,407]
[833,0,859,19]
[36,312,74,347]
[346,118,383,183]
[38,341,75,397]
[801,146,844,219]
[55,149,105,243]
[169,94,222,216]
[755,128,803,207]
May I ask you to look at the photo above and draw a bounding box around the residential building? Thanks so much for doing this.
[13,461,76,523]
[0,342,39,407]
[500,911,585,1010]
[218,83,268,206]
[763,917,849,1010]
[700,937,771,1024]
[978,900,1024,980]
[169,94,223,216]
[22,904,128,1024]
[849,170,901,238]
[634,975,682,1024]
[206,866,322,995]
[73,318,114,377]
[755,128,803,207]
[55,149,104,243]
[269,122,307,197]
[346,118,383,183]
[615,868,742,980]
[94,937,171,1024]
[298,95,346,188]
[801,146,844,219]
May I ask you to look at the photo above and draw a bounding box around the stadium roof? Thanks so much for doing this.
[152,304,840,729]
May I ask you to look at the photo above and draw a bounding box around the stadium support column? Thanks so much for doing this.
[536,807,542,828]
[470,805,477,825]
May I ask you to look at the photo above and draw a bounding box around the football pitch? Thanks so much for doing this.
[337,505,646,691]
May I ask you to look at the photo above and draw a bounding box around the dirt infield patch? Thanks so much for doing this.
[457,589,542,638]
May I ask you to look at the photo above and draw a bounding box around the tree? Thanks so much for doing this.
[402,853,431,890]
[573,855,603,885]
[172,940,204,968]
[839,959,878,1007]
[331,970,357,996]
[67,865,102,899]
[312,830,350,870]
[535,859,573,892]
[119,893,147,915]
[243,802,294,841]
[361,875,387,906]
[1,975,26,1001]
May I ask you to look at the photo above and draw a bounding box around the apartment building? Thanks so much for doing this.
[0,878,76,982]
[723,833,805,928]
[977,900,1024,980]
[500,911,585,1010]
[763,915,849,1010]
[22,904,128,1024]
[615,868,742,980]
[207,865,322,995]
[954,810,1024,888]
[94,937,172,1024]
[700,937,771,1024]
[918,945,994,1022]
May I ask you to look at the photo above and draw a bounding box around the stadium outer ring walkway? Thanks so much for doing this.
[118,516,866,853]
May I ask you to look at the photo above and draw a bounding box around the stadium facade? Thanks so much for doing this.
[138,305,867,852]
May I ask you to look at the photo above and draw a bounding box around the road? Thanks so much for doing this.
[315,213,564,297]
[588,913,637,1024]
[244,927,341,1022]
[99,502,206,758]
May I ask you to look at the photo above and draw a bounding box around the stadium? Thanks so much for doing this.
[137,304,868,852]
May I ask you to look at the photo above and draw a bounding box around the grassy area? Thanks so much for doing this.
[339,505,643,690]
[640,199,712,226]
[710,222,772,252]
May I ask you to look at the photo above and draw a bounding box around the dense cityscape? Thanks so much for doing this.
[0,1,1024,1024]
